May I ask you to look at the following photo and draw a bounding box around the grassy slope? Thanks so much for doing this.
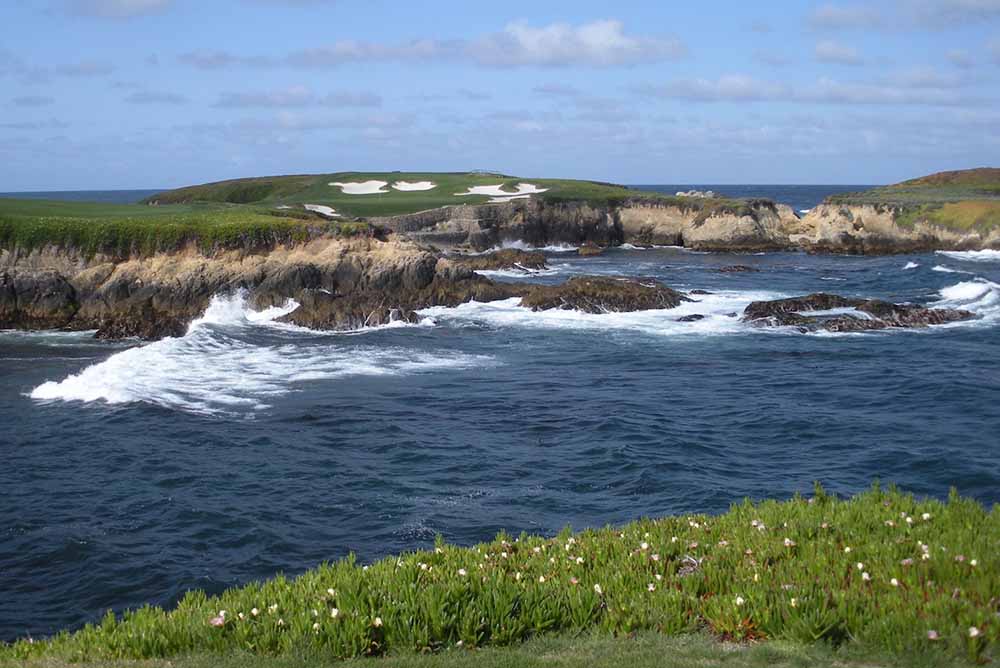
[142,172,670,218]
[826,168,1000,233]
[0,198,367,257]
[3,485,997,666]
[5,632,965,668]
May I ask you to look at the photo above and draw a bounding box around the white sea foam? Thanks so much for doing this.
[799,208,812,214]
[495,240,580,253]
[931,279,1000,328]
[936,249,1000,263]
[418,289,785,338]
[474,265,562,279]
[903,261,919,270]
[931,265,974,275]
[30,293,490,416]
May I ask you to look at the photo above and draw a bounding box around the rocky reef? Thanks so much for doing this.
[741,293,974,333]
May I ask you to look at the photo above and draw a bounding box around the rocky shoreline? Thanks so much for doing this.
[0,238,978,340]
[370,197,1000,255]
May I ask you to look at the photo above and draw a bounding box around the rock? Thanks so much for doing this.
[578,243,604,257]
[519,276,689,313]
[676,314,706,322]
[742,292,974,332]
[0,270,79,330]
[690,289,714,295]
[719,265,759,273]
[450,249,548,272]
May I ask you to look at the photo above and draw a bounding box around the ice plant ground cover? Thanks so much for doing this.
[2,484,997,665]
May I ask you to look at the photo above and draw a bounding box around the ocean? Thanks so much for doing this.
[3,186,999,642]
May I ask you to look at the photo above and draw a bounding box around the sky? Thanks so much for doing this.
[1,0,999,189]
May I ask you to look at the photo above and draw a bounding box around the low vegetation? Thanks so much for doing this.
[3,484,996,666]
[0,198,368,258]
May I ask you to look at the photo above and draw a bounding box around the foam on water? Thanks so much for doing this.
[932,265,974,275]
[418,289,785,338]
[903,261,920,270]
[30,293,491,416]
[474,266,562,279]
[936,250,1000,263]
[932,279,1000,327]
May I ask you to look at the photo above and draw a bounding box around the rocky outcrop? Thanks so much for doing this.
[742,293,974,332]
[448,249,548,272]
[519,277,688,313]
[793,204,1000,254]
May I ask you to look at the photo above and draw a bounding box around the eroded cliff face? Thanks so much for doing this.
[792,204,1000,254]
[0,237,507,338]
[373,198,806,252]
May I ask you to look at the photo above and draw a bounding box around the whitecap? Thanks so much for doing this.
[931,265,974,275]
[930,279,1000,328]
[30,292,491,416]
[903,261,919,270]
[936,249,1000,263]
[418,289,786,338]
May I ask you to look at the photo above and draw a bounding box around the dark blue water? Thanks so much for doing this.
[3,192,999,643]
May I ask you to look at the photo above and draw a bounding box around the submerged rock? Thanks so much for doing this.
[519,276,688,313]
[676,314,706,322]
[719,265,759,273]
[578,243,604,257]
[742,293,974,332]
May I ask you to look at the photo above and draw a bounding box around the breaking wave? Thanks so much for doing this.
[936,250,1000,263]
[30,293,491,416]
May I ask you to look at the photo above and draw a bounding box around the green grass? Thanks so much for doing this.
[142,172,676,218]
[2,631,967,668]
[3,484,997,666]
[0,198,368,258]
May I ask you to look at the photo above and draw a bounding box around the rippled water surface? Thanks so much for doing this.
[3,248,1000,642]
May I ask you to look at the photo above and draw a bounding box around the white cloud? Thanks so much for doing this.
[636,74,991,106]
[66,0,172,18]
[815,40,864,65]
[180,20,685,70]
[470,20,686,67]
[214,86,381,108]
[809,4,885,29]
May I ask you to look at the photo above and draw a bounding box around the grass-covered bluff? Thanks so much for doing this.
[826,167,1000,235]
[3,485,997,665]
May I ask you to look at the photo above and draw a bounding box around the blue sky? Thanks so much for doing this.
[1,0,999,189]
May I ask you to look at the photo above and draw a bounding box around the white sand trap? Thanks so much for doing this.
[329,180,389,195]
[455,183,549,198]
[303,204,340,218]
[490,194,533,203]
[392,181,437,192]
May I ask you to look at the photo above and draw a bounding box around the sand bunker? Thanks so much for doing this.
[455,183,549,198]
[329,181,390,195]
[303,204,339,218]
[392,181,436,192]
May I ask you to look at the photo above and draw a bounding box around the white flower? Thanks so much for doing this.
[753,573,759,582]
[652,554,660,562]
[735,595,745,607]
[856,562,865,571]
[969,627,981,638]
[640,542,649,551]
[655,574,662,581]
[971,559,978,567]
[327,588,336,597]
[373,617,383,627]
[905,516,914,525]
[862,572,871,582]
[576,556,584,565]
[219,610,227,617]
[922,513,931,521]
[844,546,852,553]
[312,609,318,617]
[251,607,259,616]
[594,584,603,595]
[420,563,428,571]
[647,583,656,592]
[238,612,245,620]
[885,520,896,527]
[277,618,284,626]
[921,553,930,561]
[927,630,940,641]
[331,608,339,618]
[569,576,579,585]
[784,538,796,547]
[515,572,522,581]
[790,598,798,608]
[312,622,320,631]
[533,546,541,553]
[435,547,443,554]
[268,604,278,613]
[890,578,899,587]
[501,552,508,559]
[671,536,678,543]
[538,575,546,583]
